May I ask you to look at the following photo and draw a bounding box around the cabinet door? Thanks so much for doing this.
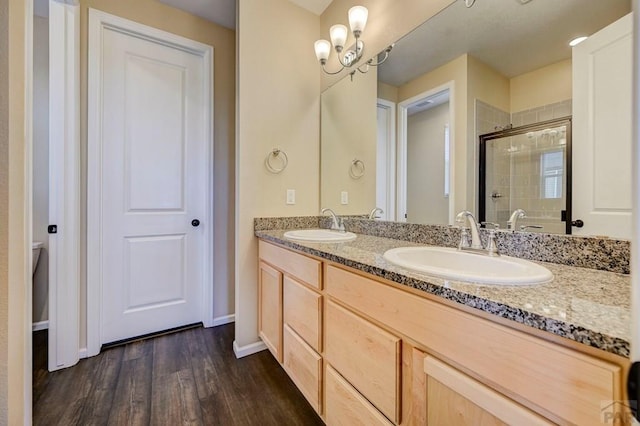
[258,261,282,362]
[284,276,322,352]
[424,356,552,426]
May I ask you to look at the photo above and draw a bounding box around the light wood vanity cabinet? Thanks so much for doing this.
[423,356,552,426]
[258,240,628,425]
[325,300,402,423]
[258,261,282,362]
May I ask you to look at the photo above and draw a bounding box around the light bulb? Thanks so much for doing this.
[348,6,368,35]
[330,24,348,51]
[314,39,331,63]
[569,36,588,47]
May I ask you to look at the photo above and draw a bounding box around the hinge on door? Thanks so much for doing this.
[48,225,58,234]
[627,362,640,421]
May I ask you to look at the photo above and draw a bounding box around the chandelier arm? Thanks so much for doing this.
[321,63,346,75]
[357,63,370,74]
[366,52,390,67]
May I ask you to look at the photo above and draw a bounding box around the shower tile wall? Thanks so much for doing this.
[476,100,511,225]
[511,99,572,127]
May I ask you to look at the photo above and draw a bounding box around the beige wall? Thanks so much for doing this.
[236,0,320,349]
[3,0,30,423]
[510,59,572,112]
[407,103,450,224]
[320,0,454,91]
[0,0,9,421]
[468,56,510,113]
[79,0,236,347]
[321,68,377,215]
[467,55,510,212]
[32,15,48,324]
[399,54,468,216]
[377,81,398,103]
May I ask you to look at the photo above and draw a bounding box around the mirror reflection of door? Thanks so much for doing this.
[396,87,453,224]
[479,118,572,234]
[406,95,450,224]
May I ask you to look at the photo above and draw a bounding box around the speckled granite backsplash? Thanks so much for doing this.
[254,216,630,274]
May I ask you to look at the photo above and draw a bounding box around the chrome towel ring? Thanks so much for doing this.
[349,159,365,179]
[265,148,288,174]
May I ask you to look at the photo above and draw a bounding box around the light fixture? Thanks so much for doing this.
[314,5,392,76]
[569,36,588,47]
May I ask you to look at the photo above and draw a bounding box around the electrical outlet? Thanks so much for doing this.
[286,189,295,205]
[341,191,348,205]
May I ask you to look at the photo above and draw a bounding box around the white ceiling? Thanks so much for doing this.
[378,0,631,86]
[157,0,331,29]
[288,0,332,15]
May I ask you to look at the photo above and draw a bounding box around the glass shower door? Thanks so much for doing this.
[479,117,572,234]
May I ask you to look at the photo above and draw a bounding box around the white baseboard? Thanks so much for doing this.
[212,314,235,327]
[78,347,88,359]
[233,339,267,359]
[32,320,49,331]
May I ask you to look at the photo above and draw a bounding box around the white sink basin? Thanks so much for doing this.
[383,246,552,285]
[284,229,357,243]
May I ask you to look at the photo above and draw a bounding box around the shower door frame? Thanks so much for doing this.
[478,116,573,234]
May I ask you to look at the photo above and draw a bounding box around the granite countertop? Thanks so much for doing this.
[256,229,631,358]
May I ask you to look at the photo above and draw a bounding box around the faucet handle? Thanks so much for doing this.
[481,222,500,229]
[458,227,471,249]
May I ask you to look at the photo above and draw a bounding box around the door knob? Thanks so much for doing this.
[191,219,200,227]
[571,219,584,228]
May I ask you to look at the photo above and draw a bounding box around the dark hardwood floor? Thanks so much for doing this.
[33,324,324,425]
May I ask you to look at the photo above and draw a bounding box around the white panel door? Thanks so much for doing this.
[376,99,395,221]
[99,25,207,344]
[572,14,632,238]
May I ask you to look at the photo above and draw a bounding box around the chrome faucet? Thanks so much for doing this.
[321,208,345,232]
[368,207,384,220]
[481,222,501,257]
[507,209,527,231]
[455,210,483,249]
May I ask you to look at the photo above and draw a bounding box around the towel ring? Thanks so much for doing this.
[265,149,288,174]
[349,159,365,179]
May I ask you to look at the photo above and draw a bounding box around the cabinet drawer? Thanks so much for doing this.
[325,300,401,424]
[325,364,393,426]
[283,325,322,414]
[259,240,321,289]
[284,276,322,352]
[325,264,622,425]
[258,262,282,362]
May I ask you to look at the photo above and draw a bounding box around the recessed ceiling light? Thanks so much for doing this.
[569,36,588,47]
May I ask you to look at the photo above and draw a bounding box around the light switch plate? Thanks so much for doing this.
[341,191,348,205]
[286,189,295,205]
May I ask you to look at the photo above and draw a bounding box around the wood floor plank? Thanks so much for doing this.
[76,347,125,425]
[107,354,153,425]
[150,369,203,425]
[33,324,323,426]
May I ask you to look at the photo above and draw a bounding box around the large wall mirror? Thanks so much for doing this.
[319,0,631,239]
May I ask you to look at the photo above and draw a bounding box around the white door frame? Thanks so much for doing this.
[397,81,456,224]
[376,98,396,221]
[48,0,81,371]
[87,9,214,357]
[631,0,639,368]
